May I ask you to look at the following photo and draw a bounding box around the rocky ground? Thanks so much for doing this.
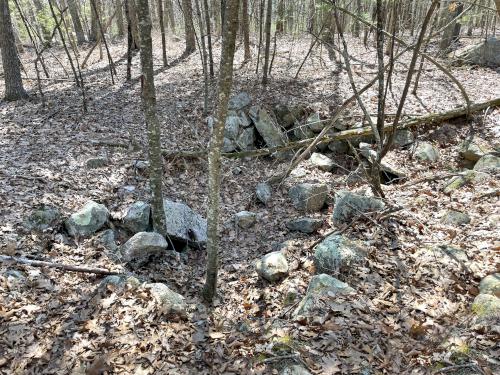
[0,33,499,374]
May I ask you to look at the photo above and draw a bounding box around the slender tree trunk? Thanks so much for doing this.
[67,0,86,44]
[181,0,196,55]
[255,0,264,74]
[202,0,214,76]
[276,0,284,33]
[0,0,28,100]
[136,0,168,237]
[127,0,140,49]
[439,0,462,53]
[166,0,176,32]
[90,0,101,41]
[262,0,272,84]
[125,0,133,79]
[242,0,251,61]
[353,0,361,37]
[115,0,125,36]
[158,0,168,66]
[202,0,240,303]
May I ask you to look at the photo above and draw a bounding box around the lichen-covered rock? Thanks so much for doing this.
[289,183,328,212]
[286,217,322,233]
[479,273,500,297]
[453,37,500,67]
[99,275,141,292]
[255,251,289,282]
[293,274,354,317]
[393,129,414,147]
[96,229,118,253]
[313,234,366,274]
[65,201,109,237]
[222,138,237,153]
[24,206,60,231]
[280,365,312,375]
[307,112,324,132]
[120,232,168,266]
[274,103,306,129]
[310,152,334,172]
[328,140,349,154]
[249,106,287,150]
[459,140,491,162]
[474,154,500,172]
[236,127,255,150]
[164,199,207,244]
[146,283,187,316]
[472,294,500,318]
[332,191,385,224]
[224,115,241,140]
[443,170,476,194]
[441,210,471,226]
[228,92,251,110]
[293,122,315,140]
[236,211,257,229]
[86,157,109,169]
[122,201,151,233]
[415,142,439,163]
[256,182,272,205]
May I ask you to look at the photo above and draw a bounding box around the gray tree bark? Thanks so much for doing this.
[0,0,28,100]
[262,0,272,84]
[67,0,86,44]
[181,0,196,55]
[202,0,240,303]
[136,0,168,236]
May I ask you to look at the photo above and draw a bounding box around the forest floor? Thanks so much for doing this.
[1,33,499,375]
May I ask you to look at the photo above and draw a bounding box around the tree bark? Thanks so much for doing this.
[262,0,272,84]
[115,0,125,37]
[67,0,86,44]
[181,0,196,55]
[202,0,240,303]
[0,0,28,100]
[439,1,463,53]
[90,0,101,41]
[158,0,168,66]
[242,0,251,61]
[136,0,168,237]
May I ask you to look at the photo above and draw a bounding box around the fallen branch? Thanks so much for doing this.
[163,97,500,160]
[0,255,121,276]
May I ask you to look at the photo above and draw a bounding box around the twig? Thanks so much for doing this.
[260,354,299,363]
[0,255,121,276]
[433,363,484,375]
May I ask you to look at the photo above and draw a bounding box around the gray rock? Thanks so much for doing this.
[286,217,322,233]
[5,269,26,289]
[222,138,237,153]
[65,201,109,237]
[255,251,289,282]
[479,273,500,297]
[472,294,500,318]
[332,191,385,224]
[293,274,354,317]
[393,129,414,147]
[459,140,491,162]
[256,182,272,204]
[122,201,151,233]
[313,234,366,274]
[97,229,118,252]
[134,160,149,170]
[443,170,477,194]
[415,142,439,163]
[358,143,406,182]
[289,183,328,212]
[228,92,251,110]
[328,140,349,154]
[120,232,168,266]
[307,112,324,132]
[474,154,500,172]
[281,365,312,375]
[238,111,252,127]
[274,104,306,129]
[146,283,187,316]
[164,199,207,244]
[453,37,500,67]
[437,245,469,263]
[224,116,240,140]
[441,210,471,226]
[249,106,287,150]
[99,275,141,292]
[86,157,109,169]
[310,152,334,172]
[293,122,315,140]
[236,127,255,150]
[24,206,60,231]
[236,211,257,229]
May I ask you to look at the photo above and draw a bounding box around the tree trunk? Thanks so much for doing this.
[439,1,462,53]
[495,0,500,17]
[0,0,28,100]
[158,0,167,66]
[166,0,176,32]
[136,0,168,237]
[202,0,240,303]
[353,0,361,37]
[262,0,272,84]
[115,0,125,37]
[202,0,214,76]
[127,0,140,49]
[276,0,284,33]
[242,0,251,60]
[90,0,101,41]
[181,0,196,55]
[67,0,86,44]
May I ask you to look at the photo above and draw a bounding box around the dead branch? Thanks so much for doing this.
[0,255,121,276]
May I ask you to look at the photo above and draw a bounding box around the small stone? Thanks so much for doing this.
[393,129,414,147]
[328,140,349,154]
[459,140,491,162]
[122,201,151,233]
[24,206,60,231]
[97,229,118,252]
[286,217,322,233]
[306,112,324,132]
[441,210,471,226]
[443,170,476,194]
[281,365,312,375]
[313,234,366,274]
[479,273,500,297]
[99,275,140,292]
[310,152,334,172]
[236,211,257,229]
[415,142,439,163]
[332,191,385,224]
[293,122,315,140]
[289,183,328,212]
[474,154,500,172]
[222,138,236,153]
[146,283,187,316]
[163,199,207,244]
[256,182,272,204]
[228,92,251,110]
[472,294,500,318]
[134,160,149,170]
[255,251,289,282]
[293,274,354,317]
[65,201,109,237]
[86,157,109,169]
[120,232,168,266]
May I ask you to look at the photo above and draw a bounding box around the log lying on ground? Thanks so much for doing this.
[0,255,121,276]
[163,97,500,160]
